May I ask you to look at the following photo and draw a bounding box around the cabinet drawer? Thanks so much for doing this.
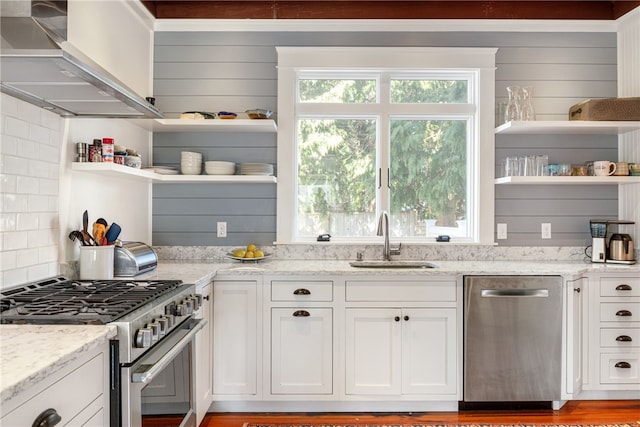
[1,352,104,426]
[345,280,456,302]
[600,328,640,348]
[600,303,640,322]
[599,353,640,384]
[600,277,640,297]
[271,280,333,302]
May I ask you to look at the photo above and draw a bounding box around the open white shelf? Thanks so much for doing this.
[495,176,640,185]
[152,118,277,133]
[71,162,277,184]
[495,120,640,135]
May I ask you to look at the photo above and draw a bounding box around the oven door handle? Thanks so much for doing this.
[131,318,206,384]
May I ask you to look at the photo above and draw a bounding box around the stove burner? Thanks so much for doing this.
[0,277,183,324]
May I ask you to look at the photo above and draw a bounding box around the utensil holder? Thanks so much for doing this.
[80,245,114,280]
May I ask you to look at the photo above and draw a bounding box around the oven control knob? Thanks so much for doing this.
[175,303,187,317]
[135,328,152,348]
[148,323,160,342]
[192,295,202,311]
[184,299,194,315]
[157,317,169,336]
[165,302,176,316]
[164,314,175,328]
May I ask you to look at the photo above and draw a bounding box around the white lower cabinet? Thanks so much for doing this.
[584,273,640,390]
[271,307,333,394]
[213,279,259,396]
[0,343,109,426]
[565,277,584,397]
[344,277,460,400]
[195,281,213,425]
[213,274,461,408]
[345,307,457,396]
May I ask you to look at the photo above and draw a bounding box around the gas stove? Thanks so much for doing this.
[0,276,200,364]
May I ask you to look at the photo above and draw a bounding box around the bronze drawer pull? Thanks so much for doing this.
[615,284,632,291]
[614,361,632,369]
[615,310,632,317]
[616,335,632,342]
[293,310,310,317]
[293,288,311,295]
[394,316,400,322]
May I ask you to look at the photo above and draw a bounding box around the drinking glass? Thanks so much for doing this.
[504,156,519,177]
[535,155,548,176]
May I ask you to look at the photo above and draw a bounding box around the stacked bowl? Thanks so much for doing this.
[205,161,236,175]
[181,151,202,175]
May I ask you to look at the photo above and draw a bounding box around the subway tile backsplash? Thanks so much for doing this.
[0,94,63,290]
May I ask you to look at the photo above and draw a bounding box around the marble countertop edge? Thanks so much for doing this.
[0,325,117,407]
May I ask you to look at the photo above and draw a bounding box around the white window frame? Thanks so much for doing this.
[276,47,497,245]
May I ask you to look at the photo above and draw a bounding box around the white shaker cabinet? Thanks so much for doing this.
[344,277,460,399]
[268,278,334,396]
[345,308,457,396]
[565,277,585,397]
[584,273,640,390]
[271,307,333,395]
[195,281,213,425]
[0,343,109,427]
[213,279,260,397]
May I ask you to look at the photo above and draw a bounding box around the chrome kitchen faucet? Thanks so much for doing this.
[376,211,401,261]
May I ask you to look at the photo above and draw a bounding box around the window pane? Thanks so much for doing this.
[299,79,377,103]
[391,79,468,103]
[390,119,467,238]
[297,119,377,237]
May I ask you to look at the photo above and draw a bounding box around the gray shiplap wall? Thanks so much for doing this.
[152,30,618,247]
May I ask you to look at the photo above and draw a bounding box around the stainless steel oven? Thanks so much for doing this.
[0,277,204,427]
[120,315,204,427]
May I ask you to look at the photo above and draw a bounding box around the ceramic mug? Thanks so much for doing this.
[593,160,616,176]
[614,162,629,176]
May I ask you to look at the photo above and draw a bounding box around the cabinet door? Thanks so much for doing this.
[345,308,401,395]
[213,281,258,395]
[195,282,213,424]
[566,278,584,395]
[401,308,457,395]
[271,307,333,394]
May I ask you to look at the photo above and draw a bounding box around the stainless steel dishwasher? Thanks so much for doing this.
[463,275,563,405]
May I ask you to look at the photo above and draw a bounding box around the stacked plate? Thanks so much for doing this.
[239,163,273,175]
[151,166,179,175]
[181,151,202,175]
[205,161,236,175]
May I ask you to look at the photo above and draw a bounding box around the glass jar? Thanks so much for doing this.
[519,86,535,121]
[504,86,520,123]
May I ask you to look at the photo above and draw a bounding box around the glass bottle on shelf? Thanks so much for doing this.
[519,86,535,121]
[504,86,520,123]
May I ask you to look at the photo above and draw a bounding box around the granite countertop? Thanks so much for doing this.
[0,324,117,406]
[143,258,640,283]
[2,258,637,407]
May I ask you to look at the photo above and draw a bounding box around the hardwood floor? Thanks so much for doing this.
[200,401,640,426]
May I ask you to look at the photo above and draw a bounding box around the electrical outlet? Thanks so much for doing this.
[217,221,227,238]
[497,223,507,239]
[541,223,551,239]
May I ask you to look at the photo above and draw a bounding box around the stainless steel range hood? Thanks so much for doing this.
[0,1,162,118]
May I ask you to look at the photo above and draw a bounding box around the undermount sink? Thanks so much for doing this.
[349,260,439,269]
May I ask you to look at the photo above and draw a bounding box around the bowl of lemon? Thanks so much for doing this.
[227,244,271,262]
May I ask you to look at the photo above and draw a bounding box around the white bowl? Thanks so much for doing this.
[181,167,201,175]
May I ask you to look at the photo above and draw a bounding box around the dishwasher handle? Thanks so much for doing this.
[481,289,549,297]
